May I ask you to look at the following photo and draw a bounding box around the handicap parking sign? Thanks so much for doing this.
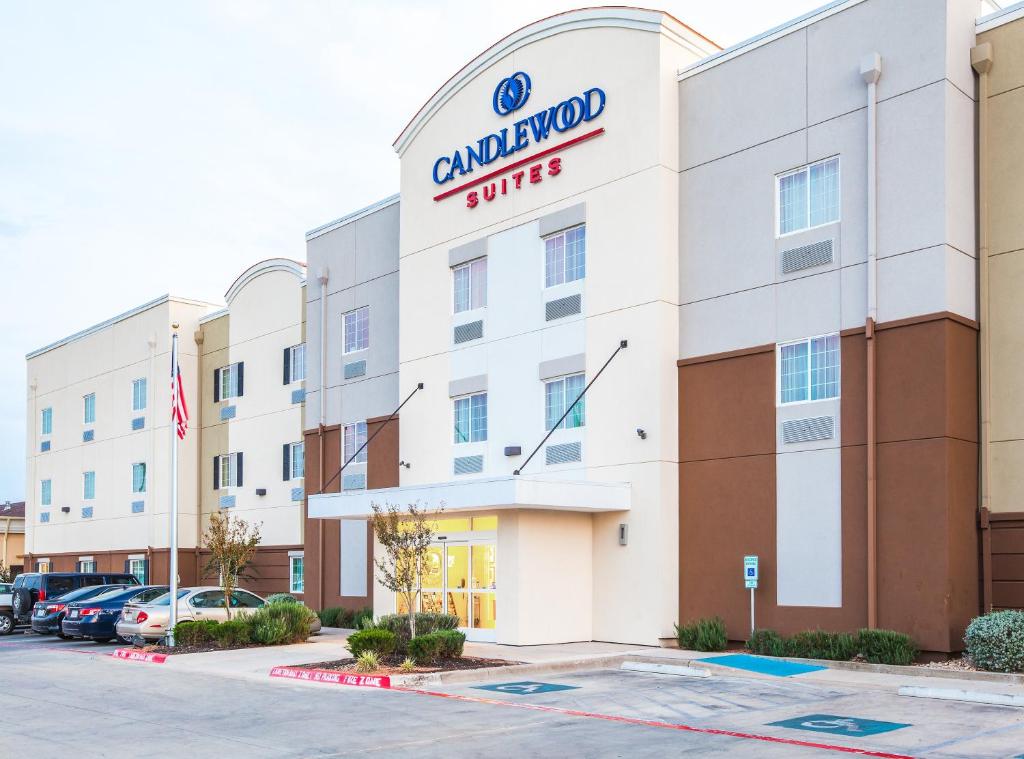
[770,714,910,737]
[473,681,579,695]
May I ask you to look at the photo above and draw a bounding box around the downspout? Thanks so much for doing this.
[147,335,157,564]
[194,329,205,584]
[317,268,329,610]
[861,53,882,630]
[972,42,994,614]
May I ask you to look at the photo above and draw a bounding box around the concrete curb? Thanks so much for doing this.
[388,653,632,688]
[621,661,711,678]
[898,685,1024,707]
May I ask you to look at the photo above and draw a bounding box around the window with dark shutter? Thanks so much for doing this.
[283,347,291,385]
[235,452,244,487]
[213,456,220,490]
[236,363,244,397]
[214,368,221,402]
[282,443,290,481]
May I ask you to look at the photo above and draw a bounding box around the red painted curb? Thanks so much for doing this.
[269,665,391,689]
[111,648,167,664]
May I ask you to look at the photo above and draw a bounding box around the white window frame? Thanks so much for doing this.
[132,462,147,494]
[453,392,488,444]
[342,306,370,355]
[128,557,146,583]
[41,407,52,436]
[218,453,240,489]
[40,479,52,507]
[131,377,147,412]
[544,373,587,431]
[83,392,96,425]
[452,258,488,314]
[79,557,97,573]
[775,156,841,238]
[289,344,306,383]
[37,559,51,573]
[289,551,304,594]
[288,442,305,480]
[83,471,96,501]
[343,422,368,464]
[776,333,842,407]
[219,363,241,400]
[543,224,586,288]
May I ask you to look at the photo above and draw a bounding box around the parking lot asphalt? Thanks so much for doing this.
[3,629,1024,758]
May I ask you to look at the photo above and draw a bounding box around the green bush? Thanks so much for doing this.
[675,617,728,652]
[318,605,375,629]
[212,619,252,648]
[965,610,1024,673]
[371,613,460,652]
[746,629,787,657]
[318,607,343,626]
[856,629,918,666]
[353,607,375,629]
[246,602,312,645]
[252,617,289,645]
[266,593,299,605]
[356,651,379,673]
[785,630,857,661]
[346,628,397,658]
[433,629,466,658]
[173,619,219,647]
[408,633,442,665]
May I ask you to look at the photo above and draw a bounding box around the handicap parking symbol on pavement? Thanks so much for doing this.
[473,681,579,695]
[769,714,910,737]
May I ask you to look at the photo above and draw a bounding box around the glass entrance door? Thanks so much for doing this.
[409,538,496,641]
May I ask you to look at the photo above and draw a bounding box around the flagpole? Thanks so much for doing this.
[168,325,180,647]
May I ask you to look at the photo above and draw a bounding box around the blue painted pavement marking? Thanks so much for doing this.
[698,653,826,677]
[769,714,910,737]
[473,681,579,695]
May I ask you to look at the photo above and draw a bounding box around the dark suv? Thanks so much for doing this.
[10,572,140,625]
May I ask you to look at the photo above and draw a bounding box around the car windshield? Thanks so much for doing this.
[52,585,123,602]
[88,587,136,603]
[146,589,190,605]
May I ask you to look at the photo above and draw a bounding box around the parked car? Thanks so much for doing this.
[30,584,137,637]
[117,587,321,643]
[62,585,169,644]
[10,572,140,626]
[0,582,14,635]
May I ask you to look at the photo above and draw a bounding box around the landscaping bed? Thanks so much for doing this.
[136,641,264,656]
[297,655,518,676]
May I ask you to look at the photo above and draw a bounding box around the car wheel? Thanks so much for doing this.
[0,613,14,636]
[118,633,134,646]
[11,588,30,619]
[56,631,71,640]
[92,637,113,644]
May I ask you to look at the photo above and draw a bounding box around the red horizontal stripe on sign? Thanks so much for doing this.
[432,127,605,201]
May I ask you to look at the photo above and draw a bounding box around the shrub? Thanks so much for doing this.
[785,631,857,661]
[408,633,442,665]
[252,617,289,645]
[346,628,397,658]
[965,610,1024,673]
[675,617,728,652]
[371,613,460,652]
[246,602,313,645]
[856,629,918,666]
[400,657,416,672]
[318,606,375,629]
[356,651,379,673]
[354,607,375,629]
[266,593,299,605]
[173,619,219,647]
[433,629,466,658]
[212,619,252,648]
[318,607,342,627]
[747,629,787,658]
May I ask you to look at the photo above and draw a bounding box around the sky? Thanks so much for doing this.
[0,0,851,500]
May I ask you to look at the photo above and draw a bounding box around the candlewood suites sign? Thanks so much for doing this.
[431,71,606,207]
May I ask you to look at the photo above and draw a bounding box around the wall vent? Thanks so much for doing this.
[780,239,833,274]
[131,417,145,431]
[131,501,145,514]
[546,441,582,465]
[40,440,50,453]
[545,294,582,321]
[219,495,236,509]
[291,487,305,502]
[453,320,483,344]
[291,388,306,404]
[343,473,366,491]
[220,405,236,421]
[344,360,367,379]
[782,416,835,444]
[82,429,94,443]
[453,455,484,475]
[81,507,94,519]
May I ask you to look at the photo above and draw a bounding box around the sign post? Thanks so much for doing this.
[744,555,759,637]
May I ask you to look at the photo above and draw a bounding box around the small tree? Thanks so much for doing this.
[370,500,442,639]
[203,511,261,619]
[0,560,10,583]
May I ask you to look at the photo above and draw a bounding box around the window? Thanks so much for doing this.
[344,422,368,464]
[287,442,304,480]
[289,554,304,594]
[36,560,51,572]
[216,453,243,489]
[453,393,488,444]
[83,471,96,500]
[343,306,369,353]
[79,559,96,573]
[544,225,586,287]
[40,479,52,506]
[545,373,586,430]
[453,258,487,313]
[217,363,243,400]
[129,558,147,584]
[285,344,306,384]
[41,407,52,435]
[83,393,96,424]
[777,157,840,236]
[131,378,147,412]
[778,334,840,404]
[132,463,147,493]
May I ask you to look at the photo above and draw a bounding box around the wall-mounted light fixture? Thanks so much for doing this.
[636,428,647,440]
[255,488,267,496]
[60,506,71,514]
[399,460,411,469]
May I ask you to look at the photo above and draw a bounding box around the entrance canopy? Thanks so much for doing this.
[308,475,630,520]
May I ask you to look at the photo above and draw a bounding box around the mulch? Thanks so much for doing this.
[297,655,519,676]
[138,643,259,656]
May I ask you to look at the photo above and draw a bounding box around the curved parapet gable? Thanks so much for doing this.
[225,258,307,307]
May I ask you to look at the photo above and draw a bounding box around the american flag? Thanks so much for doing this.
[171,356,189,440]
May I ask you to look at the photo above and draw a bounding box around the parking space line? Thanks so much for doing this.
[389,685,916,758]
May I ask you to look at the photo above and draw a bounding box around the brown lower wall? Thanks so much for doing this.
[990,512,1024,609]
[21,548,199,586]
[196,544,302,597]
[679,314,980,652]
